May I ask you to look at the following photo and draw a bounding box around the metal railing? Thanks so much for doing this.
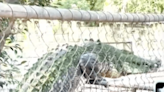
[0,3,164,22]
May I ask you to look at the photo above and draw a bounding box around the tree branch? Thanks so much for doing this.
[0,18,16,53]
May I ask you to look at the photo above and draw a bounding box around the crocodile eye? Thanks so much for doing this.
[90,60,95,64]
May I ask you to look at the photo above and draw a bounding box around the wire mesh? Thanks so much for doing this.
[0,3,164,92]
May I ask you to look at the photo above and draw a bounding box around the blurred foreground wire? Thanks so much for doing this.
[0,3,164,92]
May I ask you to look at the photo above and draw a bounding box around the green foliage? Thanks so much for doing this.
[17,40,159,92]
[3,0,164,13]
[0,18,26,89]
[0,44,23,88]
[127,0,164,13]
[51,0,105,10]
[106,0,164,13]
[86,0,106,10]
[51,0,90,10]
[17,0,51,6]
[1,0,105,11]
[0,18,10,32]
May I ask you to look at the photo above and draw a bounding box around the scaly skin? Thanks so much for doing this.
[16,39,161,92]
[49,67,82,92]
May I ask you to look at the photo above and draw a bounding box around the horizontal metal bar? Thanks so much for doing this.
[104,41,132,44]
[0,3,164,22]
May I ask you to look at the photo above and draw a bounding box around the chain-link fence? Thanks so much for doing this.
[0,2,164,92]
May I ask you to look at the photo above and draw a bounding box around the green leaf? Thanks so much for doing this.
[15,44,20,47]
[14,50,18,54]
[17,61,27,66]
[9,47,14,51]
[7,40,12,44]
[17,47,23,52]
[17,55,23,58]
[24,28,28,32]
[2,63,7,67]
[12,69,21,73]
[10,35,15,42]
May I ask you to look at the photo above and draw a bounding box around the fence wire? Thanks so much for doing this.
[0,3,164,92]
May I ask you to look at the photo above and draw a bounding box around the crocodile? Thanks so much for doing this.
[16,39,161,92]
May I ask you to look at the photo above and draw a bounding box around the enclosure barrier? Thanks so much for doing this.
[0,2,164,92]
[0,3,164,22]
